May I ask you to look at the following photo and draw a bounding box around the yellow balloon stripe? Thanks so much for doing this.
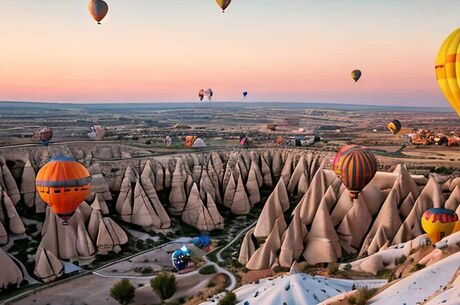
[436,28,460,116]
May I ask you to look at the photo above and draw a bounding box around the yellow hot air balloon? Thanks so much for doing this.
[421,208,458,243]
[387,119,402,134]
[435,28,460,116]
[216,0,232,13]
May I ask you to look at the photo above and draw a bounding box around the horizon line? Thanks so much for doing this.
[0,100,452,111]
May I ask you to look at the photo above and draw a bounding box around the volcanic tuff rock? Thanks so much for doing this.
[241,164,460,270]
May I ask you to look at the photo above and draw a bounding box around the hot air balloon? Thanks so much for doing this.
[240,134,249,147]
[185,136,196,148]
[274,136,284,145]
[243,91,248,98]
[205,88,213,101]
[171,245,193,272]
[421,208,458,243]
[88,0,109,25]
[351,70,362,82]
[216,0,232,13]
[36,157,91,224]
[332,144,357,176]
[88,125,105,140]
[435,28,460,116]
[199,89,205,101]
[387,119,402,134]
[34,127,53,146]
[340,148,377,199]
[165,135,172,146]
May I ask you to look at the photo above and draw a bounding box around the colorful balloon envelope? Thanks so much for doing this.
[171,245,192,272]
[387,119,402,134]
[421,208,458,243]
[243,91,248,98]
[332,145,357,176]
[435,28,460,116]
[199,89,205,101]
[36,157,91,224]
[34,127,53,146]
[88,0,109,24]
[184,136,197,148]
[351,70,362,82]
[340,148,377,199]
[216,0,232,12]
[240,134,249,146]
[205,88,213,101]
[88,125,105,140]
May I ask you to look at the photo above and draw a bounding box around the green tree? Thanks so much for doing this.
[150,272,177,300]
[110,279,135,305]
[348,287,377,305]
[218,292,237,305]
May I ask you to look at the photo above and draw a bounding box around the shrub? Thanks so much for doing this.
[199,265,217,275]
[150,272,177,300]
[347,287,377,305]
[110,279,135,305]
[414,263,425,271]
[395,255,407,265]
[207,279,216,288]
[328,263,339,275]
[218,292,237,305]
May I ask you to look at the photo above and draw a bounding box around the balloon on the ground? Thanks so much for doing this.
[351,70,362,82]
[36,157,91,224]
[190,235,212,248]
[88,0,109,24]
[87,125,105,140]
[185,136,196,148]
[435,28,460,116]
[387,119,402,134]
[421,208,458,243]
[171,245,193,272]
[216,0,232,12]
[34,127,53,146]
[340,148,377,199]
[165,135,172,146]
[240,134,249,146]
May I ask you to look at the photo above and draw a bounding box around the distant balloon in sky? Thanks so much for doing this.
[243,91,248,98]
[387,119,402,134]
[216,0,232,13]
[199,89,205,101]
[351,70,362,82]
[89,0,109,25]
[205,88,213,101]
[435,28,460,116]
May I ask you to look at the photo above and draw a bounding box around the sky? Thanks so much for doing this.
[0,0,459,107]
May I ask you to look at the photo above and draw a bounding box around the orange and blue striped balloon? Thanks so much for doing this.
[340,148,377,199]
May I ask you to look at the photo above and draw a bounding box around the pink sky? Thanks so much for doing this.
[0,1,459,107]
